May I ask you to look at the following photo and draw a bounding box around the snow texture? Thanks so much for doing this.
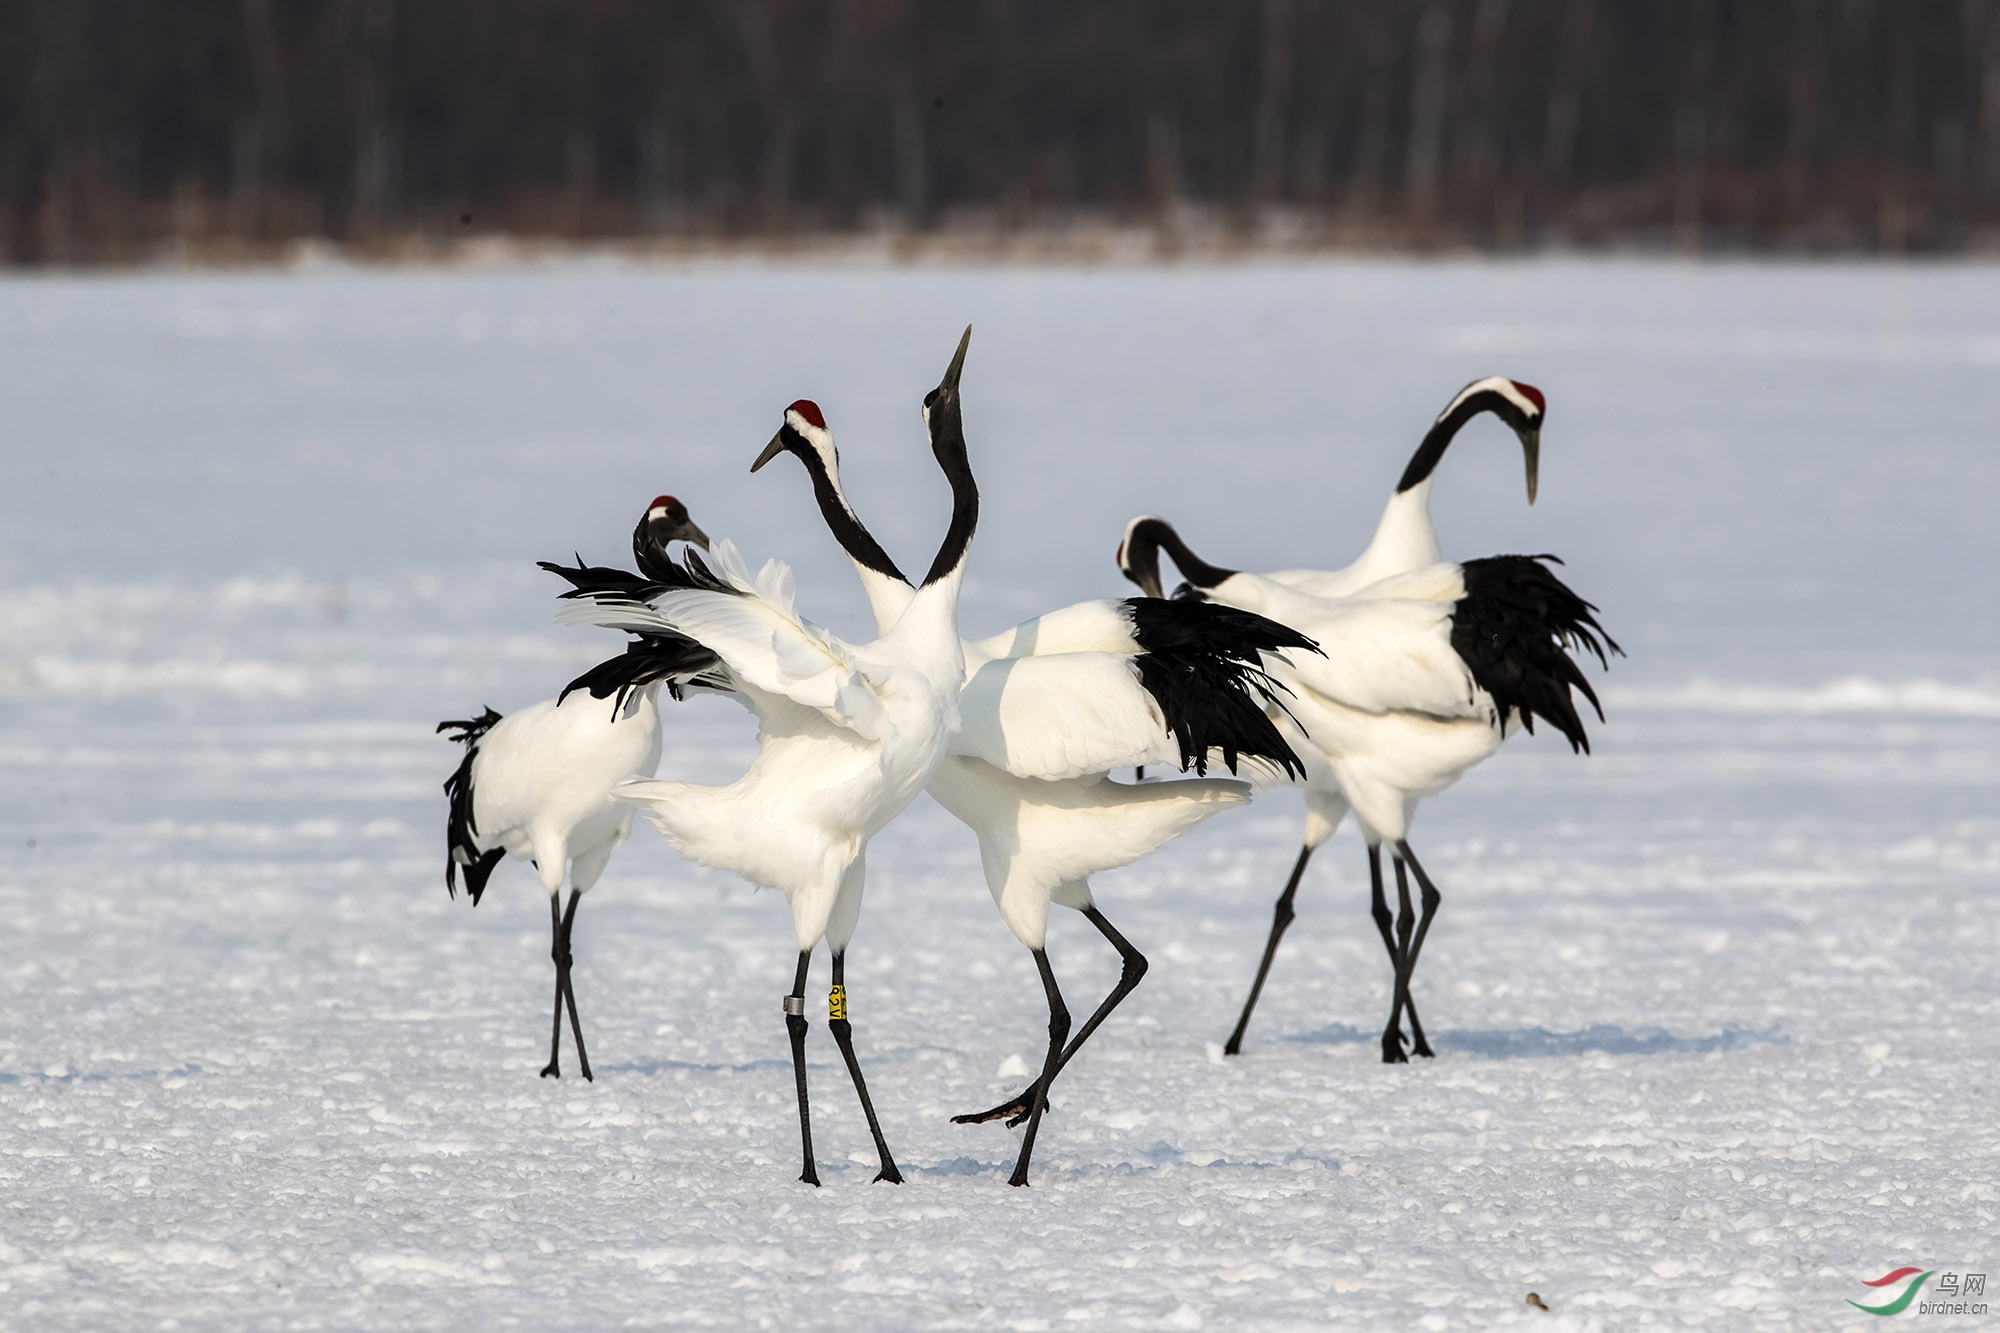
[1,260,1996,1329]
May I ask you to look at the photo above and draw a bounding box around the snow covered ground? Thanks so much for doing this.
[1,259,1996,1328]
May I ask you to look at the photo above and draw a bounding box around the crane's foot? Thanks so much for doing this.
[1380,1029,1409,1065]
[540,1060,561,1079]
[952,1085,1046,1129]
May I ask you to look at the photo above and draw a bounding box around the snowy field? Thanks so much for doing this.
[1,259,1996,1329]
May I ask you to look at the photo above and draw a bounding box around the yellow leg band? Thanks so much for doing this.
[828,985,847,1021]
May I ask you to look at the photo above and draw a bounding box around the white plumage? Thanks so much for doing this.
[928,760,1248,945]
[569,539,966,942]
[1248,590,1510,840]
[457,695,664,889]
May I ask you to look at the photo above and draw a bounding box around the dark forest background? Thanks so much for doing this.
[8,1,2000,263]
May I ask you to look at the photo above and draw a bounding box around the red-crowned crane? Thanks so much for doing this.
[1117,380,1615,1063]
[439,497,712,1081]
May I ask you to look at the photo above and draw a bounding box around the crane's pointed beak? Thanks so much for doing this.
[751,431,786,473]
[680,520,712,553]
[939,325,971,395]
[1520,427,1540,505]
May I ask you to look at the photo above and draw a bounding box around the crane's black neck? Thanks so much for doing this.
[1395,387,1510,494]
[1129,517,1237,591]
[783,425,910,586]
[920,410,979,588]
[631,515,680,584]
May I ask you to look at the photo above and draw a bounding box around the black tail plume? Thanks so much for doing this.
[538,554,666,600]
[536,543,737,605]
[1124,597,1320,780]
[559,634,723,715]
[1452,555,1622,754]
[438,707,505,903]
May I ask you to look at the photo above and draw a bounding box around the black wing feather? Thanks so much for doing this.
[1452,554,1622,754]
[536,556,680,603]
[558,634,725,715]
[1122,597,1320,781]
[437,707,506,904]
[536,543,737,604]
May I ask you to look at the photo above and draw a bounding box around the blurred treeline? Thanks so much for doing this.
[7,0,2000,263]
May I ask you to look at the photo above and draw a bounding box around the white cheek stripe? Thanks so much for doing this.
[1438,375,1537,422]
[787,415,840,470]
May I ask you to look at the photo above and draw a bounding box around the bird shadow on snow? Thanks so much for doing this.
[1283,1022,1786,1059]
[0,1062,210,1086]
[599,1042,962,1079]
[596,1056,793,1076]
[904,1149,1346,1181]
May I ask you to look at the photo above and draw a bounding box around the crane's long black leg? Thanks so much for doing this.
[1369,847,1408,1063]
[826,951,903,1183]
[785,949,819,1186]
[1224,844,1314,1056]
[1007,907,1146,1129]
[1008,949,1070,1188]
[1382,856,1421,1064]
[1395,841,1442,1059]
[557,889,592,1082]
[539,895,566,1079]
[957,906,1151,1129]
